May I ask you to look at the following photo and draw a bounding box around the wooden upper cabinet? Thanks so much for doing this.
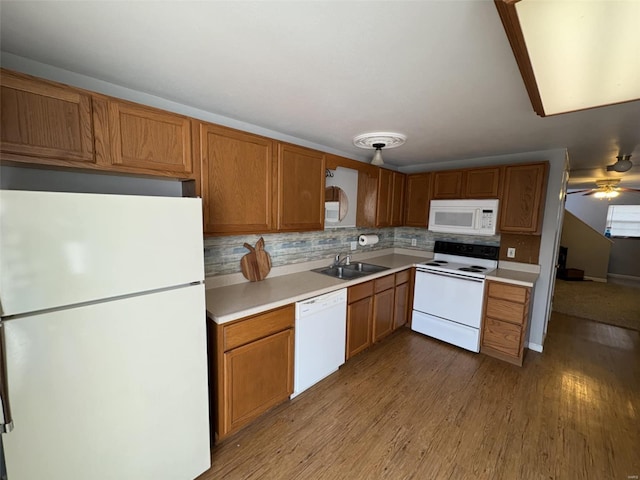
[404,172,432,227]
[95,98,193,176]
[356,171,378,228]
[463,166,501,199]
[499,162,548,234]
[0,69,95,164]
[390,171,406,226]
[375,168,394,227]
[195,122,275,235]
[276,143,325,231]
[432,170,463,199]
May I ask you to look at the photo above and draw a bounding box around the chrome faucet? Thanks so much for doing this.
[332,253,351,267]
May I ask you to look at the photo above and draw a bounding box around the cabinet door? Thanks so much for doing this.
[0,69,95,164]
[499,163,548,233]
[373,288,395,342]
[404,173,432,227]
[390,171,406,226]
[356,171,378,227]
[196,122,275,235]
[100,99,192,176]
[393,281,410,330]
[222,329,293,435]
[276,143,325,231]
[346,296,373,359]
[432,170,463,199]
[482,317,522,357]
[375,168,393,227]
[463,166,501,198]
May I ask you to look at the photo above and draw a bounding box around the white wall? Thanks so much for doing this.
[565,191,640,277]
[0,166,183,197]
[560,211,612,280]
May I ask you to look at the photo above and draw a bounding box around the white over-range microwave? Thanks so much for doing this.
[428,199,499,236]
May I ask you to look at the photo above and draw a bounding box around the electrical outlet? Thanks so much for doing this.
[411,238,417,247]
[350,241,357,251]
[507,247,516,258]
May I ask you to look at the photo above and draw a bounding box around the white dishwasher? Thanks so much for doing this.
[292,288,347,398]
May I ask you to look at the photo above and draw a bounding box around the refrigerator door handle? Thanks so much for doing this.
[0,325,14,433]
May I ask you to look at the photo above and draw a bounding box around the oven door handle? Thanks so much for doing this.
[416,268,484,283]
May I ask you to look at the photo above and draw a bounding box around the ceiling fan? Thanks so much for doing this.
[607,154,633,172]
[568,179,640,198]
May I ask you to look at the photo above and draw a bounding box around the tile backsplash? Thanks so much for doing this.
[203,227,500,277]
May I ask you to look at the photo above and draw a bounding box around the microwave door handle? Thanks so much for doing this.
[475,209,481,229]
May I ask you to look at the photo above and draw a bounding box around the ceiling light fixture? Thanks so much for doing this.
[607,155,633,173]
[353,132,407,166]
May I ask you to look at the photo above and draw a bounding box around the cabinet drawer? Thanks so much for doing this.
[485,298,526,325]
[374,274,395,293]
[395,269,410,286]
[482,317,522,357]
[223,305,294,351]
[348,280,374,303]
[488,282,529,303]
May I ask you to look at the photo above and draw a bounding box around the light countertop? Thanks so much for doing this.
[205,254,428,324]
[205,253,540,324]
[486,268,539,287]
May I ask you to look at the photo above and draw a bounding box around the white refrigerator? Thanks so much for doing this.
[0,190,211,480]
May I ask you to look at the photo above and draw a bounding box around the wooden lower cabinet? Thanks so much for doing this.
[346,270,412,359]
[372,275,395,342]
[480,280,532,366]
[393,270,411,330]
[346,281,374,359]
[211,304,294,441]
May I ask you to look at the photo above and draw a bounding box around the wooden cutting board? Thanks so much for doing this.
[240,237,272,282]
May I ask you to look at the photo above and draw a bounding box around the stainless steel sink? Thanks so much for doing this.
[312,262,389,280]
[343,262,389,274]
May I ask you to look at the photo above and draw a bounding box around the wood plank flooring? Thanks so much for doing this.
[197,313,640,480]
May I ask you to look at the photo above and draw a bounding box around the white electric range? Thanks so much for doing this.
[412,241,499,352]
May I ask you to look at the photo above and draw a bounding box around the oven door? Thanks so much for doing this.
[412,268,484,328]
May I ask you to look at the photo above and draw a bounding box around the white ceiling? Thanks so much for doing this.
[1,1,639,189]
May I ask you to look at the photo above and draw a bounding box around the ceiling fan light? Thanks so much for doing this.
[594,191,606,199]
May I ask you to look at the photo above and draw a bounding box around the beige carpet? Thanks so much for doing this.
[552,279,640,331]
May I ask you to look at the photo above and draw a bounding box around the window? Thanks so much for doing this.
[606,205,640,238]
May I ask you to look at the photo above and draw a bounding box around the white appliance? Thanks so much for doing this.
[428,199,499,236]
[412,241,499,352]
[292,289,347,398]
[0,190,211,480]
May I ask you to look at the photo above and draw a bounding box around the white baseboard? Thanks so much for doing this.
[527,342,543,353]
[607,273,640,282]
[584,276,607,283]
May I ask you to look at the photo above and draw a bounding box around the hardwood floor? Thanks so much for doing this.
[198,313,640,480]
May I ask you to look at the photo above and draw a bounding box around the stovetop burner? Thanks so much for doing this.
[418,241,499,279]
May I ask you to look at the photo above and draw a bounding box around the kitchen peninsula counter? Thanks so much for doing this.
[486,268,539,287]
